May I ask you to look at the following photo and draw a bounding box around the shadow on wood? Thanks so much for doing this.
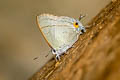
[30,0,120,80]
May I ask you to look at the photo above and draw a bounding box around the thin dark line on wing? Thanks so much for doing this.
[41,25,74,29]
[40,17,74,25]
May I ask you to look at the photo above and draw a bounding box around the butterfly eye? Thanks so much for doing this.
[73,22,79,28]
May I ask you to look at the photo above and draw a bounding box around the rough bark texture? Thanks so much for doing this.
[30,0,120,80]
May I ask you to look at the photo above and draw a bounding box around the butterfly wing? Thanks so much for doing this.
[37,14,79,50]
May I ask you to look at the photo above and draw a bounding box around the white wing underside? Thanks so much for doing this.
[37,14,79,51]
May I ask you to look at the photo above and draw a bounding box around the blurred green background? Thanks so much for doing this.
[0,0,111,80]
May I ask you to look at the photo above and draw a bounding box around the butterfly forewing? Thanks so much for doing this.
[37,14,79,50]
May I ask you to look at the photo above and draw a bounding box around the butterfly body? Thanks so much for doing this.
[37,14,86,60]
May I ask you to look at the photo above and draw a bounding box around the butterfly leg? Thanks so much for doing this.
[56,54,61,61]
[76,33,80,39]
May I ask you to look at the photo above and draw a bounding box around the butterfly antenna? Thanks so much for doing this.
[33,49,51,60]
[33,56,39,60]
[45,50,51,57]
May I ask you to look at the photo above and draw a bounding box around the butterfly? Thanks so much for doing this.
[37,14,86,60]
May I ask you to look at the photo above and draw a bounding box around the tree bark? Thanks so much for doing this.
[30,0,120,80]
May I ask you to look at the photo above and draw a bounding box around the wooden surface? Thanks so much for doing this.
[30,0,120,80]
